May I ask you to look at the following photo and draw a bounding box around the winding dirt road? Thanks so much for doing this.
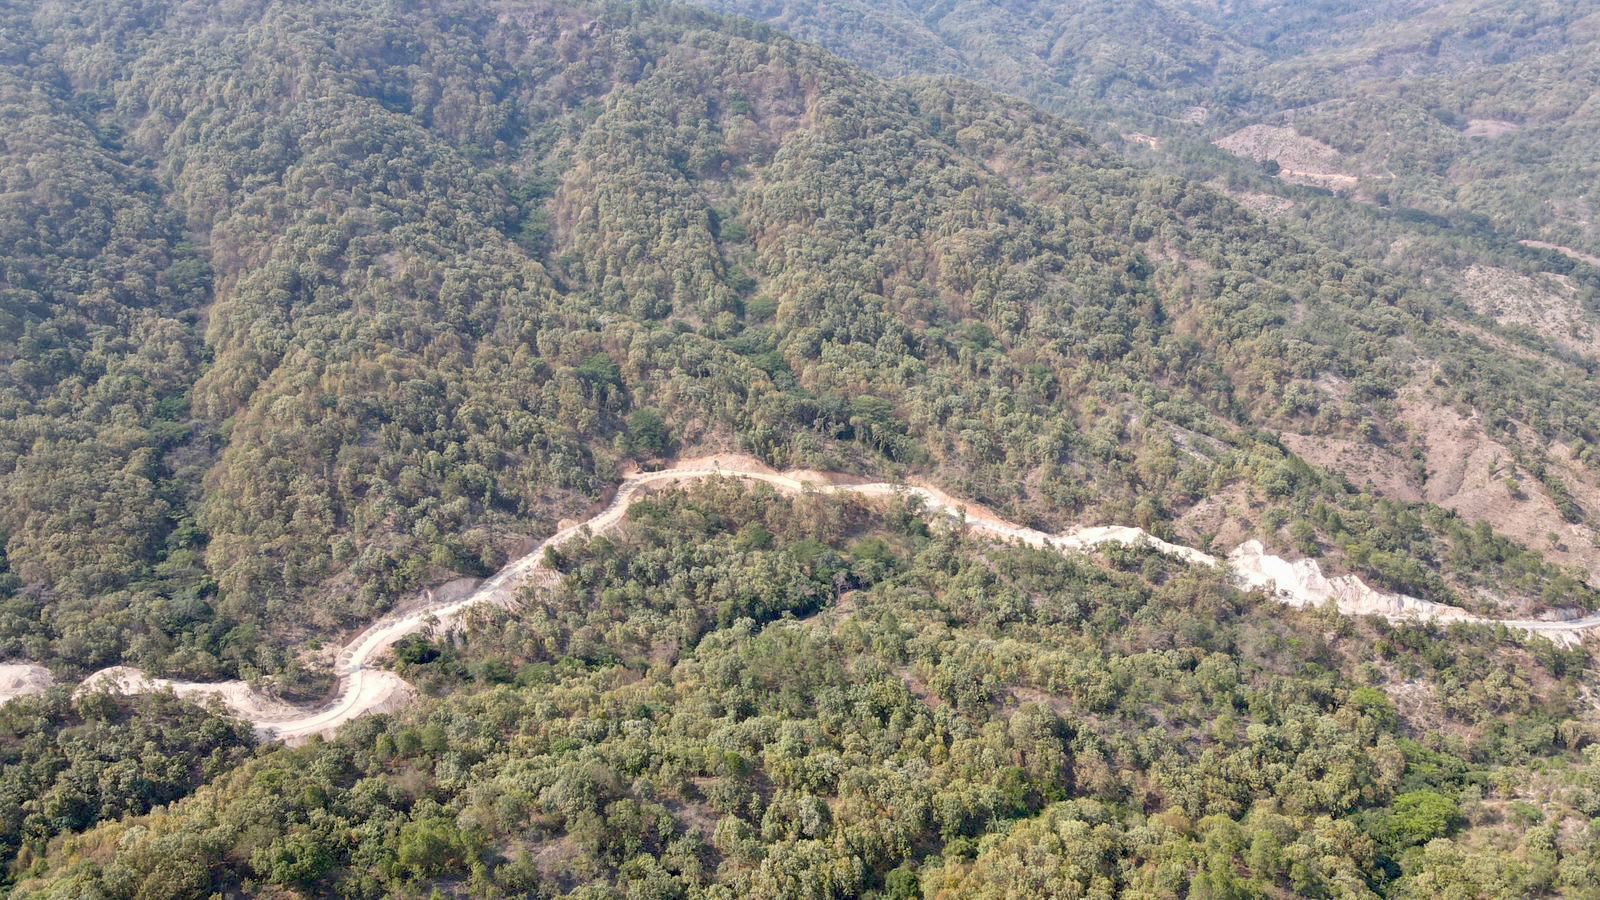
[9,455,1600,737]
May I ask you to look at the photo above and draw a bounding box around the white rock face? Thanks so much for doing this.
[1228,540,1482,621]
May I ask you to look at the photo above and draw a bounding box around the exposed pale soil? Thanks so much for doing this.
[1521,240,1600,268]
[1230,190,1297,217]
[1396,394,1600,583]
[1214,124,1360,189]
[1463,119,1522,138]
[1173,482,1257,553]
[1459,264,1599,357]
[1283,387,1600,601]
[11,454,1600,737]
[1279,433,1424,503]
[0,662,53,704]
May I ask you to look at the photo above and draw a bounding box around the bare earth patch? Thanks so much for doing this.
[1464,119,1522,138]
[1395,392,1600,589]
[1279,432,1424,503]
[1459,264,1600,357]
[897,665,943,709]
[1520,240,1600,268]
[1215,124,1360,189]
[1174,482,1258,554]
[79,666,306,720]
[0,662,53,704]
[1275,388,1600,611]
[1230,190,1297,216]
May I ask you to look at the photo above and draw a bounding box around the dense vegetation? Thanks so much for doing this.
[694,0,1600,259]
[4,0,1598,688]
[3,0,1600,895]
[0,690,255,881]
[13,482,1600,896]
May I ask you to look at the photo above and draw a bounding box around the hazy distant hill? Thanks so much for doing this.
[697,0,1600,258]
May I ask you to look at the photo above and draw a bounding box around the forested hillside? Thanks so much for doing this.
[3,0,1600,894]
[682,0,1600,617]
[13,481,1600,896]
[690,0,1249,121]
[693,0,1600,260]
[4,0,1598,688]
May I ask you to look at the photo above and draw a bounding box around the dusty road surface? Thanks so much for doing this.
[15,455,1600,738]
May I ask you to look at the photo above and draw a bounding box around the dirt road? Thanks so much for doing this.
[14,455,1600,738]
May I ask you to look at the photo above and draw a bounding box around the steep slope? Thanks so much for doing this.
[698,0,1600,258]
[1,0,1596,686]
[0,8,215,673]
[52,456,1600,754]
[5,2,1600,895]
[694,0,1257,118]
[681,0,1600,595]
[11,478,1599,897]
[1210,0,1600,257]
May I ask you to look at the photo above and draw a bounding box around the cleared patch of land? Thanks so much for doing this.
[1215,124,1360,189]
[1521,239,1600,268]
[0,662,52,704]
[1464,118,1522,138]
[1459,264,1599,357]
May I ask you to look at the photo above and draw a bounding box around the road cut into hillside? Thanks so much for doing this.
[10,454,1600,740]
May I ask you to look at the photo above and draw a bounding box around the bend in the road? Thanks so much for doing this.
[31,456,1600,738]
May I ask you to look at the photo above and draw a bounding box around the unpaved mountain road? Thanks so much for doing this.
[7,454,1600,737]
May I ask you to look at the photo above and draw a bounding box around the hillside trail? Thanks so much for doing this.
[10,454,1600,738]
